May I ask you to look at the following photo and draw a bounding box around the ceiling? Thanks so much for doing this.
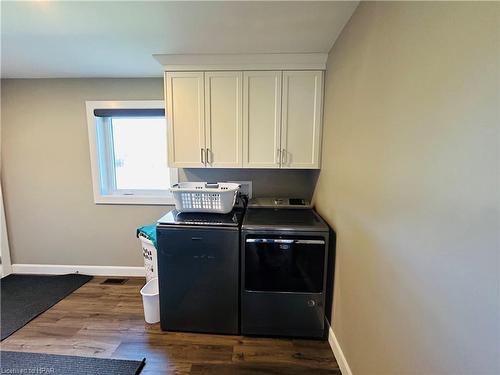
[1,1,358,78]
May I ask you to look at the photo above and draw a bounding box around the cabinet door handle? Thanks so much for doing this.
[206,148,211,165]
[277,149,281,165]
[281,149,287,165]
[201,148,205,165]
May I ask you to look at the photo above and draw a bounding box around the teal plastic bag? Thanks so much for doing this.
[136,224,157,248]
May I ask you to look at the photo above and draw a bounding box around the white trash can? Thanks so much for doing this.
[140,277,160,324]
[139,234,158,283]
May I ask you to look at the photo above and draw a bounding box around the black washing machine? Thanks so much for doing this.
[156,200,245,335]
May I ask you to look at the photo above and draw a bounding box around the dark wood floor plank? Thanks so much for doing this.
[232,343,338,370]
[190,363,341,375]
[113,341,234,364]
[1,276,339,374]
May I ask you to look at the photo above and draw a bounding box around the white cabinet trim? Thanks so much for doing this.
[155,53,328,71]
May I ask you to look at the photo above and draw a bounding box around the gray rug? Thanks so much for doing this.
[1,273,92,340]
[0,351,145,375]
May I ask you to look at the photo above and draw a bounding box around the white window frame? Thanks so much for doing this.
[86,100,178,205]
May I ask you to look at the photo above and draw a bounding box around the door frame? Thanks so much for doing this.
[1,181,12,277]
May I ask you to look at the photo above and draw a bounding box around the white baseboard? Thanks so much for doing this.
[11,263,145,277]
[327,321,353,375]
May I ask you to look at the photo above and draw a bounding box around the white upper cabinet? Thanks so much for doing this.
[204,72,243,168]
[164,69,324,169]
[165,72,205,168]
[281,71,323,169]
[242,71,282,168]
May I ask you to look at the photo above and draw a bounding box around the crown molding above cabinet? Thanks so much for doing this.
[153,53,328,71]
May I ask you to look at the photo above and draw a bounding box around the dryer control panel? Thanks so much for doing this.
[248,197,311,209]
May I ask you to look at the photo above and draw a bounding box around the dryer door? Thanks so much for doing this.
[244,237,325,293]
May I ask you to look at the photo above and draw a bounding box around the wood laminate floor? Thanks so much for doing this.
[1,277,340,374]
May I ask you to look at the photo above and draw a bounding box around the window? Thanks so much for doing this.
[86,100,177,204]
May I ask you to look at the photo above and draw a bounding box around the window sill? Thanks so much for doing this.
[94,195,175,206]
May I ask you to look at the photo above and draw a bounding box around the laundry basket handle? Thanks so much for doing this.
[205,183,220,189]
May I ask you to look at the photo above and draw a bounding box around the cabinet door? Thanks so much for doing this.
[281,71,323,169]
[243,71,282,168]
[165,72,205,167]
[204,72,243,168]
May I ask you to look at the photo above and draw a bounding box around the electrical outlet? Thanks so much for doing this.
[228,180,252,199]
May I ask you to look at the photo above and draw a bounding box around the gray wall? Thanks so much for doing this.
[1,78,316,266]
[1,78,167,266]
[180,169,318,198]
[314,2,499,374]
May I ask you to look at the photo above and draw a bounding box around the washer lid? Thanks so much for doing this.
[157,208,244,227]
[242,208,328,232]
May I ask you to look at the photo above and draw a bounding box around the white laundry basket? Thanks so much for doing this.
[170,182,240,213]
[140,277,160,324]
[139,234,158,283]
